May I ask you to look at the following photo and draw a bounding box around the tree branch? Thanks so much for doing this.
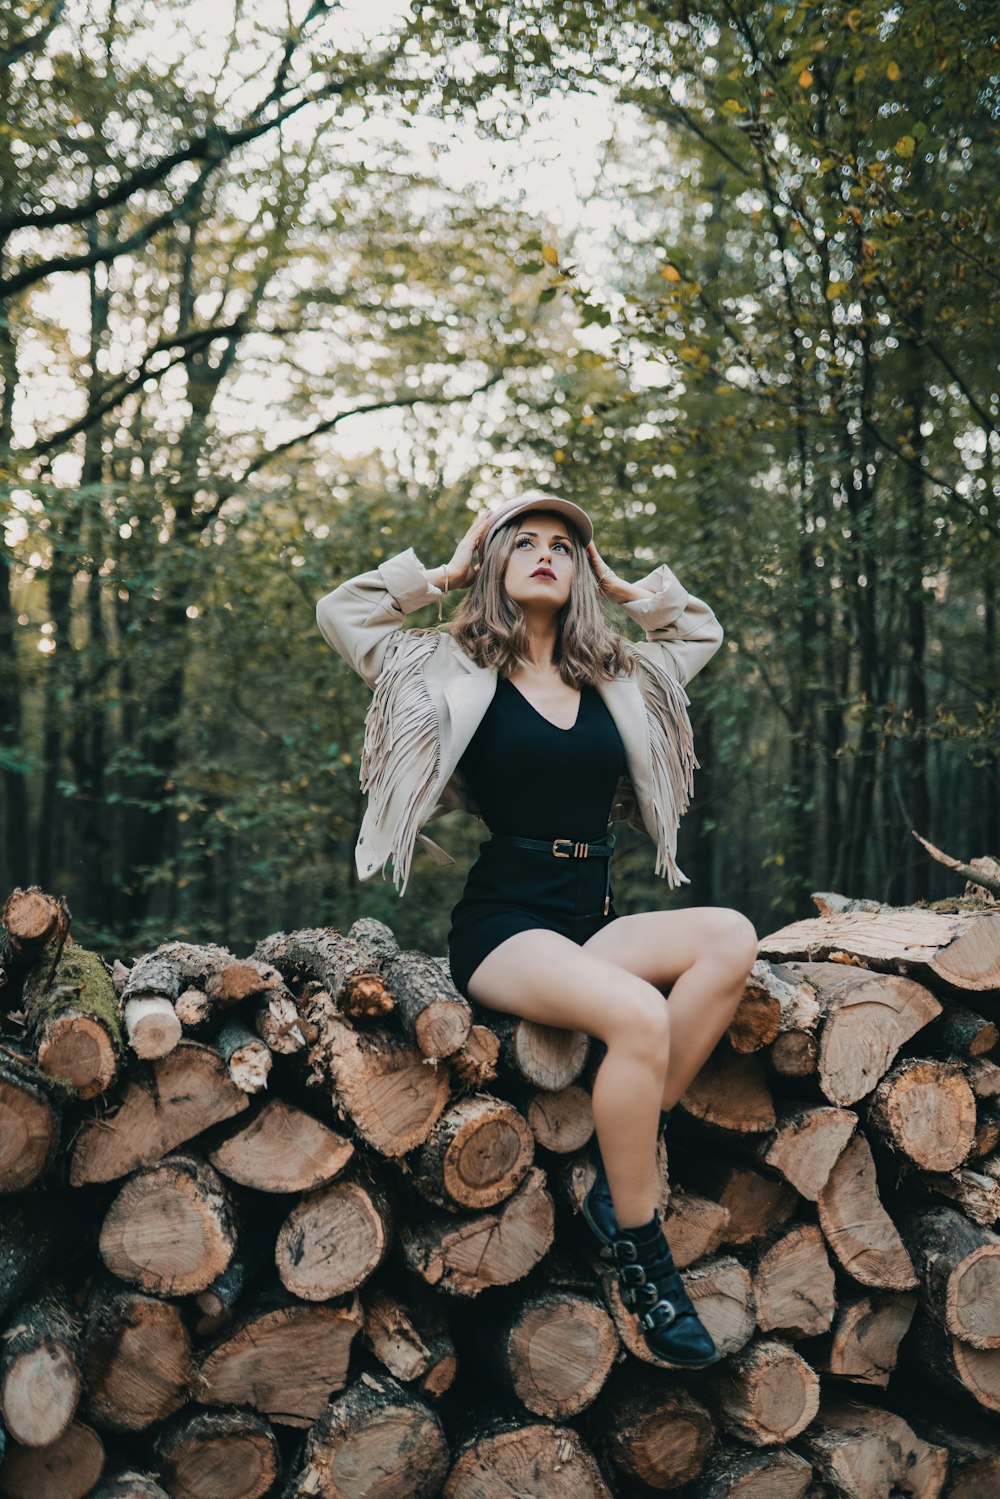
[0,0,65,72]
[912,831,1000,899]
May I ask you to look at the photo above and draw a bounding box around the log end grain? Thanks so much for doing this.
[275,1179,390,1301]
[0,1420,104,1499]
[207,1097,354,1194]
[98,1155,236,1297]
[442,1423,611,1499]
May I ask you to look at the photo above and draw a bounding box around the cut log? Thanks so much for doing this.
[449,1024,500,1090]
[938,1004,1000,1058]
[98,1153,236,1296]
[867,1058,976,1172]
[689,1444,814,1499]
[442,1421,610,1499]
[729,958,821,1054]
[207,1097,354,1193]
[123,995,181,1060]
[488,1013,590,1090]
[70,1040,249,1185]
[215,1020,272,1094]
[715,1337,820,1445]
[600,1253,754,1367]
[292,1373,449,1499]
[816,1291,917,1387]
[903,1306,1000,1414]
[679,1046,776,1132]
[902,1205,1000,1348]
[205,958,285,1010]
[767,1030,819,1078]
[253,986,313,1054]
[347,916,399,967]
[797,1397,948,1499]
[0,1419,104,1499]
[157,1409,279,1499]
[889,1399,1000,1499]
[410,1095,534,1211]
[120,942,233,1011]
[1,888,67,956]
[401,1166,555,1296]
[22,946,121,1100]
[195,1291,363,1427]
[818,1132,918,1290]
[757,1103,857,1200]
[0,1053,61,1194]
[480,1290,618,1418]
[701,1163,797,1247]
[174,987,212,1030]
[254,928,394,1022]
[303,1001,449,1157]
[362,1289,457,1399]
[751,1222,837,1339]
[383,950,472,1059]
[275,1177,392,1300]
[663,1191,731,1270]
[761,905,1000,992]
[924,1163,1000,1227]
[784,962,942,1106]
[600,1368,714,1489]
[970,1107,1000,1160]
[90,1475,169,1499]
[523,1084,593,1153]
[81,1281,191,1432]
[965,1056,1000,1099]
[0,1290,80,1447]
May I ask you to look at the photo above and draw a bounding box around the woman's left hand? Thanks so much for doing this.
[586,541,626,602]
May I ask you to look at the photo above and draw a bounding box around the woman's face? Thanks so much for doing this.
[501,510,577,612]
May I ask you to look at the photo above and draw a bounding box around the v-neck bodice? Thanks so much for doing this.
[504,677,582,732]
[456,674,626,839]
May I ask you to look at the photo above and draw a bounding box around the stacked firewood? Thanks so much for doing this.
[2,882,1000,1499]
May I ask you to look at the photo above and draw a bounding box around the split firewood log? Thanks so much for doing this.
[80,1279,191,1432]
[0,1050,62,1194]
[215,1019,272,1094]
[818,1132,917,1290]
[679,1045,776,1133]
[755,1103,857,1200]
[361,1288,457,1399]
[780,962,942,1106]
[485,1011,590,1090]
[119,943,232,1021]
[156,1409,280,1499]
[727,959,819,1055]
[813,1291,917,1388]
[520,1083,593,1153]
[599,1253,755,1368]
[714,1337,820,1446]
[477,1289,618,1419]
[382,950,472,1059]
[0,1419,104,1499]
[749,1222,837,1340]
[688,1444,814,1499]
[866,1058,976,1173]
[902,1205,1000,1348]
[70,1041,249,1185]
[663,1191,731,1269]
[254,928,393,1022]
[290,1373,449,1499]
[902,1306,1000,1415]
[275,1175,392,1301]
[206,1097,354,1194]
[0,1288,81,1448]
[401,1166,555,1297]
[410,1095,535,1212]
[936,1004,1000,1059]
[761,905,1000,992]
[98,1153,237,1296]
[598,1368,714,1490]
[923,1161,1000,1228]
[194,1288,363,1427]
[302,997,449,1157]
[448,1024,500,1089]
[697,1162,797,1247]
[797,1397,948,1499]
[442,1419,610,1499]
[890,1397,1000,1499]
[22,945,121,1100]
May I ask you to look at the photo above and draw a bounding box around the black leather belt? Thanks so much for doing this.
[489,833,616,914]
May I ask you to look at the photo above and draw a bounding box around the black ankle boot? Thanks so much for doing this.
[582,1110,673,1249]
[601,1210,720,1369]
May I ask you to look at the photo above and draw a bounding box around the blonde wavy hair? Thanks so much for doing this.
[445,508,637,685]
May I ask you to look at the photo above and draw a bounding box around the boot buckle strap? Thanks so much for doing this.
[640,1299,678,1331]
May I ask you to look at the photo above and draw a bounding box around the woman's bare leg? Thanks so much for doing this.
[466,928,671,1228]
[582,907,759,1109]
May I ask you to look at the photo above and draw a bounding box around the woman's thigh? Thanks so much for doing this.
[465,928,669,1047]
[581,906,758,990]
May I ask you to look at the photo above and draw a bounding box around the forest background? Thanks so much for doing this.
[1,0,997,959]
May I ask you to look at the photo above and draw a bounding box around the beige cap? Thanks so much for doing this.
[481,492,594,553]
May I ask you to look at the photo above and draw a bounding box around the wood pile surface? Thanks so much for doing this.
[1,883,1000,1497]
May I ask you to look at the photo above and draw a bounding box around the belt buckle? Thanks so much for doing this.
[552,838,573,858]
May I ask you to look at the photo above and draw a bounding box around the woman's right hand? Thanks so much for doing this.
[438,509,496,590]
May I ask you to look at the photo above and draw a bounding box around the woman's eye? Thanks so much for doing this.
[516,537,570,552]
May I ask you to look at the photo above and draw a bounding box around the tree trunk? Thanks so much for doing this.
[866,1058,976,1172]
[902,1205,1000,1348]
[600,1368,714,1490]
[383,950,472,1058]
[23,945,122,1100]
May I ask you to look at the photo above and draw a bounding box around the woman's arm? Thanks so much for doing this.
[316,548,443,690]
[586,541,723,688]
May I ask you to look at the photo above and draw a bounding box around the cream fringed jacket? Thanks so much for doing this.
[316,547,724,897]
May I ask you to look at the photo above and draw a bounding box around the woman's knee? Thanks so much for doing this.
[701,908,758,978]
[607,985,671,1070]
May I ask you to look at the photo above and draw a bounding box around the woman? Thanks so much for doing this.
[316,492,758,1369]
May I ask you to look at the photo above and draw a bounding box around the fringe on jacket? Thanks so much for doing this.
[626,646,699,887]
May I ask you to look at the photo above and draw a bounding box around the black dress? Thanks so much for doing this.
[446,675,626,999]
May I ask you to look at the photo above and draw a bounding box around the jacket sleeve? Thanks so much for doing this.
[616,562,723,688]
[315,547,442,690]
